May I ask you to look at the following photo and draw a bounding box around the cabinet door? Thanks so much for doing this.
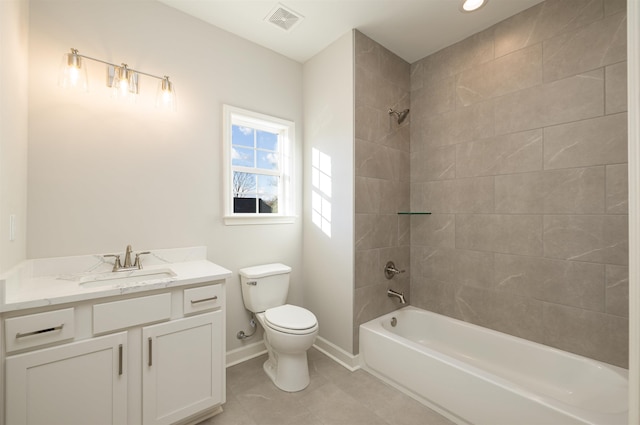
[142,311,222,425]
[6,332,127,425]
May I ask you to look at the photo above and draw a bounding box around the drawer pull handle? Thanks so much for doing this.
[16,324,64,339]
[190,296,218,304]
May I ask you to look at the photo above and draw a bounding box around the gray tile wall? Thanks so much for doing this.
[410,0,628,367]
[354,30,410,353]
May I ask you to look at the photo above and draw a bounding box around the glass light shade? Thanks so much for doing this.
[156,77,177,111]
[58,50,88,91]
[111,65,138,102]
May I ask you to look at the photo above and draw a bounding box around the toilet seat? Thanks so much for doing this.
[264,304,318,335]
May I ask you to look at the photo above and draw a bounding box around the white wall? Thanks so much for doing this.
[0,0,29,273]
[27,0,304,352]
[302,31,354,354]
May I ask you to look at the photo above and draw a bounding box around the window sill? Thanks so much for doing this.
[224,215,297,226]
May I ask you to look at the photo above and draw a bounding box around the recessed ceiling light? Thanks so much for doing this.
[460,0,488,12]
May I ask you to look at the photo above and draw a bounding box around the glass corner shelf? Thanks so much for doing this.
[397,212,432,215]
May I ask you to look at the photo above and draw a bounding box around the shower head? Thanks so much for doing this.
[389,108,410,124]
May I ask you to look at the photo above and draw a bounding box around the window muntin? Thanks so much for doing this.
[223,105,294,224]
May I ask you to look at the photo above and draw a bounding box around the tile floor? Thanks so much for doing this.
[201,347,455,425]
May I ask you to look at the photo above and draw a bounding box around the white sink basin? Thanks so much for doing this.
[78,268,177,288]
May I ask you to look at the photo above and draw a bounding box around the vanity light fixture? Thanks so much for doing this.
[59,48,177,111]
[460,0,488,12]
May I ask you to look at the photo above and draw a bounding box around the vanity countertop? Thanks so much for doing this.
[0,247,232,313]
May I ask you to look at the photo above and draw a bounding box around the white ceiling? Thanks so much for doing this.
[158,0,544,64]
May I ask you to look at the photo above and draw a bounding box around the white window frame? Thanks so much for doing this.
[222,104,295,225]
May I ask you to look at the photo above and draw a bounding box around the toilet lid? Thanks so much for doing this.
[264,304,317,331]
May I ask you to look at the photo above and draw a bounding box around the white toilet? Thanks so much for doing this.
[239,263,318,392]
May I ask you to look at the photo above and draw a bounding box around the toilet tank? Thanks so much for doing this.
[239,263,291,313]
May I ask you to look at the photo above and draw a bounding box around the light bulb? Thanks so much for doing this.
[59,48,88,91]
[156,76,176,111]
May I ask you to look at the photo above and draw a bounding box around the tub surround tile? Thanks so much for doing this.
[355,177,408,215]
[493,69,604,136]
[606,164,628,214]
[606,265,629,317]
[411,76,456,119]
[543,215,628,265]
[494,167,606,214]
[605,61,628,114]
[355,105,390,144]
[605,0,626,16]
[456,45,542,107]
[355,249,380,289]
[410,214,455,248]
[355,214,398,251]
[456,214,543,256]
[354,279,409,328]
[411,246,494,289]
[423,101,494,147]
[354,31,410,349]
[416,177,495,214]
[493,0,604,58]
[542,303,628,368]
[543,113,627,169]
[455,129,543,178]
[494,254,605,311]
[542,12,627,83]
[410,146,456,182]
[456,285,545,343]
[410,277,462,321]
[355,139,403,181]
[420,28,494,84]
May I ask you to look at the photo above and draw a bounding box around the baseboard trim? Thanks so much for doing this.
[313,336,360,371]
[226,340,267,367]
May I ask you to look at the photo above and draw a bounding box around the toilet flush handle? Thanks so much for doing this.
[246,281,257,286]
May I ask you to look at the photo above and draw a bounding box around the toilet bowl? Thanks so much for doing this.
[256,304,318,392]
[239,264,319,392]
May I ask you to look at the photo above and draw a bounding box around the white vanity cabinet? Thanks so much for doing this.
[2,281,226,425]
[6,332,128,425]
[142,311,223,425]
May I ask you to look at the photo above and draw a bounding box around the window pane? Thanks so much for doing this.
[233,172,256,197]
[257,175,278,213]
[232,146,255,167]
[232,125,254,147]
[257,130,278,151]
[257,150,279,171]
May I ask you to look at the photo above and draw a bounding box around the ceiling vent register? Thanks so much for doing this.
[265,3,304,32]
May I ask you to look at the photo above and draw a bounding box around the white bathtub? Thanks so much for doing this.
[359,306,628,425]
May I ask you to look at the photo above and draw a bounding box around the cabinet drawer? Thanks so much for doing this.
[5,308,75,353]
[94,293,171,334]
[184,285,222,314]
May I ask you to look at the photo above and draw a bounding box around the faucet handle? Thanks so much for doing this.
[104,254,122,272]
[133,251,151,269]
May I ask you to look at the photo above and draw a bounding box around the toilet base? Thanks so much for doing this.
[263,351,310,392]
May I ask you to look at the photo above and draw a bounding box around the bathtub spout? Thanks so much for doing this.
[387,289,406,304]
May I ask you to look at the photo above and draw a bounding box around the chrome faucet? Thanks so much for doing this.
[104,245,150,272]
[387,289,406,304]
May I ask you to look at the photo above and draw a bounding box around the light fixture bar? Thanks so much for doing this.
[69,49,165,82]
[60,48,176,111]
